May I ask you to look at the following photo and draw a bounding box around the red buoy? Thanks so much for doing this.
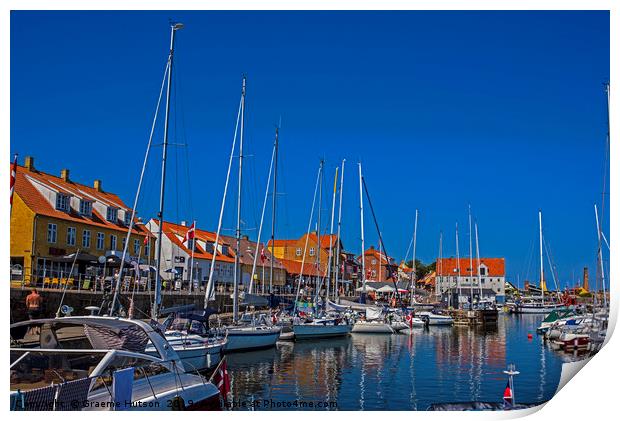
[527,333,533,340]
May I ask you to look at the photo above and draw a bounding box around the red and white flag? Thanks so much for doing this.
[144,235,149,246]
[260,245,266,264]
[10,154,17,212]
[183,222,196,244]
[212,358,231,399]
[503,381,513,408]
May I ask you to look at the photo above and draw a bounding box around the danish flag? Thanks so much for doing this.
[260,245,266,263]
[183,222,196,244]
[503,381,513,408]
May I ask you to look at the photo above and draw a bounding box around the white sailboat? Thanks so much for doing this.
[292,161,352,339]
[209,76,280,352]
[514,211,566,314]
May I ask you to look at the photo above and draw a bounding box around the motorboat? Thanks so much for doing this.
[512,299,566,314]
[148,312,227,372]
[10,316,222,411]
[417,311,454,326]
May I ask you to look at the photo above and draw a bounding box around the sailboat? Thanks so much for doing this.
[514,211,566,314]
[202,76,280,352]
[292,161,352,340]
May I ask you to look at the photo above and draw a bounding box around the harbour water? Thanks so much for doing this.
[226,313,582,410]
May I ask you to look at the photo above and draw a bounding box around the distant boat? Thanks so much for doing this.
[513,211,566,314]
[293,317,352,339]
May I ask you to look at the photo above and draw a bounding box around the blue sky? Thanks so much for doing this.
[10,11,609,288]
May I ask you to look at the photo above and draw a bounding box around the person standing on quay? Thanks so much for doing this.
[25,288,43,320]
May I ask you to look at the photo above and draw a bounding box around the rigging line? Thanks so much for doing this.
[174,56,194,222]
[293,163,322,313]
[109,59,170,316]
[172,62,181,224]
[248,138,276,294]
[204,91,243,308]
[361,176,401,305]
[600,82,610,227]
[542,236,560,291]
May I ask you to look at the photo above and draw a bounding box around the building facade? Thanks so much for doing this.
[10,156,153,286]
[146,220,286,293]
[357,246,398,283]
[435,257,506,304]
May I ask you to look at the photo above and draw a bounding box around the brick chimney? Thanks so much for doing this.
[583,267,589,291]
[60,169,70,182]
[25,156,35,171]
[94,179,103,192]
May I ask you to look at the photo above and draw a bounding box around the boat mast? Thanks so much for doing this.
[594,204,607,309]
[468,205,474,307]
[269,127,279,294]
[475,221,482,300]
[409,209,418,305]
[455,222,462,309]
[153,22,183,320]
[325,166,339,303]
[538,210,545,305]
[293,164,321,313]
[438,231,443,302]
[334,159,345,301]
[315,160,324,311]
[359,162,367,303]
[233,76,247,324]
[203,80,243,310]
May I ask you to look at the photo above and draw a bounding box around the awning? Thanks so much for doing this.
[61,251,99,263]
[377,285,395,293]
[356,285,376,292]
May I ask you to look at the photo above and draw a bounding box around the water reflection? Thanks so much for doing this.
[227,314,573,410]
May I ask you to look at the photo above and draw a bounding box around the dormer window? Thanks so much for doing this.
[221,245,229,255]
[480,266,487,276]
[106,207,118,222]
[79,200,93,217]
[123,211,132,226]
[56,193,70,212]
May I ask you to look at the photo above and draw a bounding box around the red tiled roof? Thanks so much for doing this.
[13,164,149,236]
[435,257,505,277]
[278,258,328,277]
[267,239,297,247]
[157,220,235,263]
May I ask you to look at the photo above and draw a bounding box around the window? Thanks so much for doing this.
[296,247,302,257]
[124,211,132,226]
[309,247,316,256]
[187,238,195,250]
[480,267,487,276]
[122,237,126,251]
[55,193,70,212]
[144,238,150,256]
[133,239,140,255]
[372,259,376,265]
[67,227,76,246]
[47,223,57,243]
[96,232,105,250]
[82,230,91,248]
[110,235,117,250]
[106,207,118,222]
[79,200,93,217]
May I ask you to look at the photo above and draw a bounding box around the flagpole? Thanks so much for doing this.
[189,220,196,294]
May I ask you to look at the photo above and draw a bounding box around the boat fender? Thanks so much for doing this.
[170,395,186,410]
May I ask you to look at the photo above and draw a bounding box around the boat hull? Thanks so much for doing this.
[293,323,352,339]
[224,326,281,352]
[352,321,394,333]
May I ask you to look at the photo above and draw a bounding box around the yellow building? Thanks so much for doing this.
[10,156,154,287]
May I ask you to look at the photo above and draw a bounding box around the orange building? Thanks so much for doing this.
[357,246,398,282]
